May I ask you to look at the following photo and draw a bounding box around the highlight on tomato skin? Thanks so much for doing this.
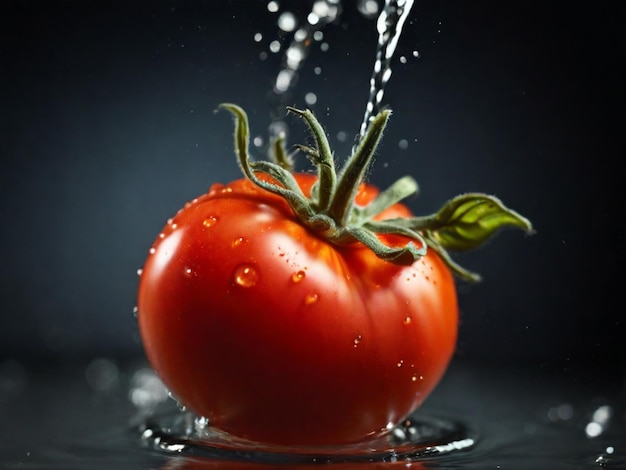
[136,104,532,447]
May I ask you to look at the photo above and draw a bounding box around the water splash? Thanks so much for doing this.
[357,0,415,142]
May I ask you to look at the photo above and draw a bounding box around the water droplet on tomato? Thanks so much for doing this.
[403,316,412,326]
[209,183,224,195]
[291,270,306,283]
[234,264,258,288]
[232,237,245,247]
[136,268,143,276]
[411,374,424,382]
[353,335,362,347]
[202,215,219,228]
[304,292,318,305]
[183,267,196,278]
[397,360,404,368]
[149,247,156,255]
[132,306,138,318]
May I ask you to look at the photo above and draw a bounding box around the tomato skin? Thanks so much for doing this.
[137,173,457,446]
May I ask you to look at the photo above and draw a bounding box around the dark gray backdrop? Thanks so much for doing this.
[1,1,623,378]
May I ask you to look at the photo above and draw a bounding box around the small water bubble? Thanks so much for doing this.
[320,42,329,52]
[285,44,306,69]
[275,68,296,93]
[159,232,165,239]
[294,28,307,42]
[313,30,324,41]
[253,135,264,147]
[149,247,156,255]
[358,0,380,18]
[269,40,281,53]
[234,264,258,288]
[403,316,412,326]
[202,215,219,228]
[253,32,263,42]
[397,360,404,368]
[412,50,420,58]
[129,368,169,409]
[291,270,306,283]
[305,92,317,105]
[547,402,574,422]
[232,237,245,248]
[304,292,319,305]
[132,306,138,318]
[411,374,423,382]
[586,422,603,438]
[267,1,279,13]
[353,335,363,347]
[183,267,196,278]
[314,66,322,75]
[399,55,407,64]
[136,268,143,276]
[278,11,298,32]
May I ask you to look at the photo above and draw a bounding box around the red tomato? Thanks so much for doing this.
[137,173,457,446]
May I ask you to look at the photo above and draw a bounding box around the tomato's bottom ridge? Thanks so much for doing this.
[137,406,476,464]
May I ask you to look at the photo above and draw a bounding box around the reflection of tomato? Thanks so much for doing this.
[159,456,426,470]
[138,104,531,447]
[138,174,457,445]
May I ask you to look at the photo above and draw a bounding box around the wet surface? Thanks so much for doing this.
[1,359,623,469]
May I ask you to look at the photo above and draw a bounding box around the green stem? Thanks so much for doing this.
[219,103,533,282]
[327,109,391,225]
[286,107,336,211]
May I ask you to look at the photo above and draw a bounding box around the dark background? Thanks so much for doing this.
[1,1,623,379]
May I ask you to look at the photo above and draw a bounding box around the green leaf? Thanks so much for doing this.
[425,193,534,252]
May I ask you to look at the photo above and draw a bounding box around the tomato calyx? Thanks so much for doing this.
[219,103,533,281]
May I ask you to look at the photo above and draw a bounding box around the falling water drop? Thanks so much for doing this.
[233,264,259,288]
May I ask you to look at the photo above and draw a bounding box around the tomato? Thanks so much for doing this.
[137,104,531,447]
[138,173,457,446]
